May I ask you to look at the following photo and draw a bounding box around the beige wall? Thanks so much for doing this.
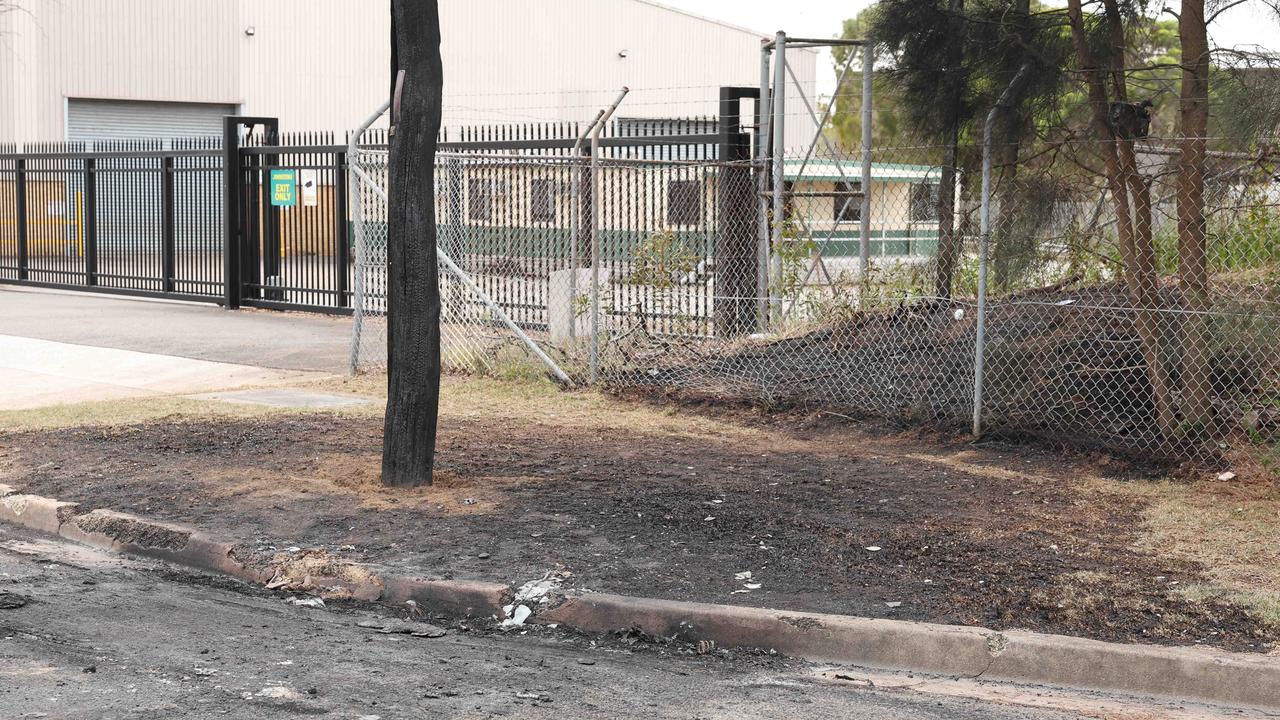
[3,0,239,142]
[1,0,816,145]
[438,0,818,149]
[236,0,389,135]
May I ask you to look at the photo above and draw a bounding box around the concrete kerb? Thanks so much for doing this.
[539,594,1280,710]
[1,488,1277,711]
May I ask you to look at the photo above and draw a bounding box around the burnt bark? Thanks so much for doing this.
[382,0,444,487]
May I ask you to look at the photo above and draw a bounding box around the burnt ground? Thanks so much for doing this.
[1,403,1276,654]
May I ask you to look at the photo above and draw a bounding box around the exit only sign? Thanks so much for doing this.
[270,169,297,207]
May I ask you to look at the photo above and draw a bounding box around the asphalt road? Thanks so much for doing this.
[0,287,352,374]
[0,526,1097,720]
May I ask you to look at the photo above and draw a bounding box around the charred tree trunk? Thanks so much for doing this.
[382,0,444,487]
[1177,0,1212,433]
[1067,0,1177,438]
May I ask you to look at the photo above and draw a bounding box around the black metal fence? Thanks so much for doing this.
[1,140,225,302]
[3,100,759,328]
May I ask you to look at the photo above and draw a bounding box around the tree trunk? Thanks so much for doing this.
[1067,0,1178,438]
[382,0,444,487]
[1177,0,1212,433]
[932,0,965,302]
[933,138,959,300]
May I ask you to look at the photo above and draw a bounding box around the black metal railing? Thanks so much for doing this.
[2,99,759,330]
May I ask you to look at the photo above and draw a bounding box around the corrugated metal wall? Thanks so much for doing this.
[1,0,818,146]
[438,0,819,149]
[236,0,390,136]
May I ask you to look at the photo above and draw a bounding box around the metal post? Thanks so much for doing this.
[222,117,243,309]
[161,155,176,293]
[769,31,788,322]
[346,101,389,373]
[222,115,278,310]
[570,110,605,341]
[83,158,97,287]
[717,86,760,337]
[349,150,365,372]
[859,44,874,285]
[15,158,28,281]
[262,128,283,302]
[756,40,773,330]
[588,87,629,385]
[334,150,350,307]
[973,63,1031,437]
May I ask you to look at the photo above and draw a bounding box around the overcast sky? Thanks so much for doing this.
[657,0,1280,97]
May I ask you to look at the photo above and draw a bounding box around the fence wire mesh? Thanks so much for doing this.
[351,137,1280,469]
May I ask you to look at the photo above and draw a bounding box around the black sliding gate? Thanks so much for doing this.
[3,100,759,325]
[0,124,356,314]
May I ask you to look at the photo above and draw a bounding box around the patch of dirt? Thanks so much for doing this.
[1,410,1275,653]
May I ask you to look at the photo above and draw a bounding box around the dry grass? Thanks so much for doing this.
[0,370,762,445]
[1085,473,1280,627]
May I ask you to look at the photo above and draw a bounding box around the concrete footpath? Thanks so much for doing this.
[0,286,353,373]
[0,334,321,410]
[2,483,1277,714]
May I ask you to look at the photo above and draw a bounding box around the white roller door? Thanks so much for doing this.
[67,99,233,257]
[67,99,235,144]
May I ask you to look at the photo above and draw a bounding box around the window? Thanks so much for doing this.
[468,179,494,222]
[667,180,702,226]
[530,179,556,222]
[910,183,940,222]
[834,181,862,223]
[782,180,796,222]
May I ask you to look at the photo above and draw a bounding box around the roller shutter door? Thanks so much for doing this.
[67,100,233,258]
[67,99,234,144]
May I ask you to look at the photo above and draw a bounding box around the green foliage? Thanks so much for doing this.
[630,230,699,289]
[774,218,817,299]
[847,0,1074,155]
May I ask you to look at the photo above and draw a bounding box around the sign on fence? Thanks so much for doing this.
[269,169,297,207]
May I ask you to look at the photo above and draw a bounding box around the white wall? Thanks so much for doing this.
[0,0,818,146]
[2,0,239,143]
[438,0,818,148]
[236,0,390,136]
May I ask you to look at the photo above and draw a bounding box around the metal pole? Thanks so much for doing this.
[589,87,630,384]
[770,31,788,323]
[972,63,1031,437]
[570,109,606,341]
[859,44,874,286]
[756,39,773,330]
[16,158,29,281]
[346,100,389,373]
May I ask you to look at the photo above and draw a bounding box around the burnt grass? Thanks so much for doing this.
[2,410,1275,653]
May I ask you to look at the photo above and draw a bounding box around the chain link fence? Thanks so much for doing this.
[351,137,1280,468]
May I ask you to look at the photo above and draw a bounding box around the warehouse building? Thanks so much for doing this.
[0,0,817,147]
